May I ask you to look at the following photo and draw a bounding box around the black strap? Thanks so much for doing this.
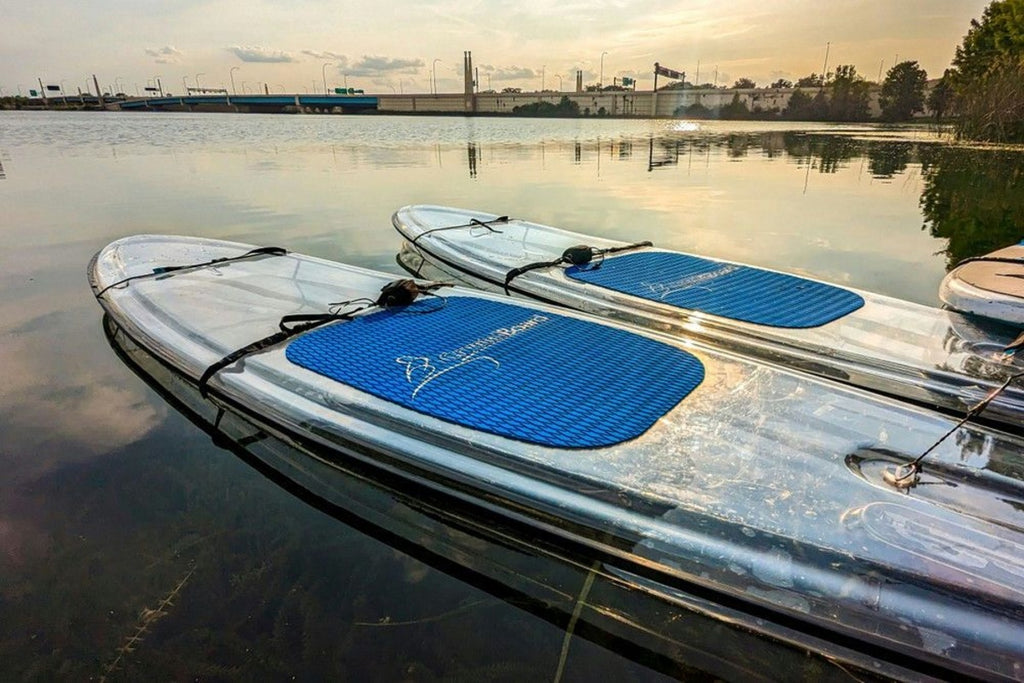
[411,216,509,245]
[887,370,1024,488]
[96,246,287,298]
[198,309,361,397]
[197,278,451,397]
[503,241,653,294]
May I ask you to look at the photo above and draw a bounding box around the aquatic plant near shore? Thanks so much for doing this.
[99,564,196,682]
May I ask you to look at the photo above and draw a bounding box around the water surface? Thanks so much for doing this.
[1,110,1021,680]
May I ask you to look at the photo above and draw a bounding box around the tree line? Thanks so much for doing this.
[669,62,929,123]
[664,0,1023,141]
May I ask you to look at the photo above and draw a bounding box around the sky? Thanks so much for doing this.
[0,0,993,97]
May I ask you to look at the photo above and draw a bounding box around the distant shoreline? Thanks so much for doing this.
[1,85,939,121]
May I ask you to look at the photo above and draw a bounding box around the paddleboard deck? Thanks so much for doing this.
[104,315,927,682]
[393,205,1024,431]
[91,235,1024,680]
[940,242,1024,327]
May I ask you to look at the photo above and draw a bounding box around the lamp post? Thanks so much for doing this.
[321,62,333,94]
[822,42,830,86]
[432,58,442,94]
[555,74,562,91]
[114,76,125,94]
[600,51,608,87]
[229,67,239,95]
[195,73,205,91]
[182,75,189,94]
[241,81,249,94]
[153,75,163,96]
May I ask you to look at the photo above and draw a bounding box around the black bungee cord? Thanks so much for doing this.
[885,370,1024,488]
[94,246,288,298]
[410,216,509,245]
[197,279,451,397]
[503,241,653,294]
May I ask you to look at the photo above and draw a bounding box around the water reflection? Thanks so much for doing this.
[467,142,477,179]
[2,112,1024,679]
[98,316,880,682]
[919,146,1024,267]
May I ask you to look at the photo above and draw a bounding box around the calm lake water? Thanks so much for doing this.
[1,110,1022,680]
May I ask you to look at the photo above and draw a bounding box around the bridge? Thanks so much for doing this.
[118,93,380,114]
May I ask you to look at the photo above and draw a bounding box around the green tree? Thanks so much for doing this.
[770,78,793,89]
[828,65,871,121]
[783,88,829,120]
[732,78,756,89]
[674,101,712,118]
[795,73,824,87]
[949,0,1024,142]
[927,70,955,121]
[719,93,751,119]
[783,89,813,118]
[952,0,1024,81]
[879,61,928,121]
[511,96,581,117]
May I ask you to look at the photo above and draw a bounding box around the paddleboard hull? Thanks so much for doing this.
[91,234,1024,680]
[940,243,1024,326]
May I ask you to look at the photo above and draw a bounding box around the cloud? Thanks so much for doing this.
[227,46,296,63]
[488,66,538,81]
[347,55,424,76]
[145,46,182,63]
[302,50,348,65]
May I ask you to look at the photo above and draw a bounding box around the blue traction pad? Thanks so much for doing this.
[286,296,704,449]
[566,252,864,328]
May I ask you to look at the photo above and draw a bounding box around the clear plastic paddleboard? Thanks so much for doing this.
[91,234,1024,680]
[394,204,1024,431]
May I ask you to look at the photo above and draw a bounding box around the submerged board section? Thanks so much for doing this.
[566,252,864,328]
[286,296,704,448]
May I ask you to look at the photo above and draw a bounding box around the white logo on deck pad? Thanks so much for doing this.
[396,314,549,399]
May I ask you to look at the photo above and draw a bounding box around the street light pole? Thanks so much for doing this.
[321,62,333,95]
[195,73,205,92]
[229,67,239,95]
[432,58,442,94]
[821,42,830,86]
[555,74,562,91]
[182,75,189,94]
[600,51,608,87]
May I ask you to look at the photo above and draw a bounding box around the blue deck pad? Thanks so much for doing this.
[286,296,704,449]
[566,252,864,328]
